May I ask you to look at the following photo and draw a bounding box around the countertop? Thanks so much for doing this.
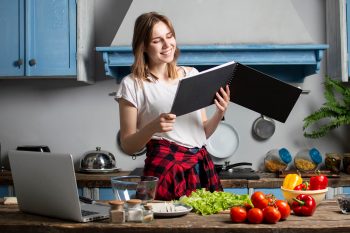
[0,200,349,233]
[2,170,350,189]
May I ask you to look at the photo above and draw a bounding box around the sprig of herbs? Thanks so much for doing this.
[303,76,350,138]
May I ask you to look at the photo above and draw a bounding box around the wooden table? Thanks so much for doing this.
[0,200,350,233]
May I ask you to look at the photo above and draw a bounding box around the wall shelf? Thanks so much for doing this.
[96,44,328,83]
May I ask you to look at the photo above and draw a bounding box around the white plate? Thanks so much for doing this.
[206,122,239,159]
[149,203,192,217]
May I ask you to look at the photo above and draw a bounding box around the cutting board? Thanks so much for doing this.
[278,170,340,178]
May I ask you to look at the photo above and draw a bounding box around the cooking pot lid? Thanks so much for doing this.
[206,122,239,159]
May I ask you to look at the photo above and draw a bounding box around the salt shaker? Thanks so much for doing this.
[109,200,125,223]
[126,199,144,222]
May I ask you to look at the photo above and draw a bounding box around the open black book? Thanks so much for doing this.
[170,61,302,123]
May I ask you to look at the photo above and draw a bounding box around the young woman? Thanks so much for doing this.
[116,12,230,200]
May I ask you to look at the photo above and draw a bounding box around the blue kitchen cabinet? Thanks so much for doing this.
[99,188,115,200]
[0,185,9,198]
[223,188,248,195]
[0,0,24,76]
[0,0,76,77]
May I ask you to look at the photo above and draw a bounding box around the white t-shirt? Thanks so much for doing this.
[116,68,207,148]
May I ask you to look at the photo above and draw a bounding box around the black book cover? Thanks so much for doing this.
[170,61,302,123]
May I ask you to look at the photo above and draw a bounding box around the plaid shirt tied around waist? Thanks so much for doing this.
[144,139,222,201]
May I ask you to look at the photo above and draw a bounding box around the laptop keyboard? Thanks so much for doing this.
[81,209,99,216]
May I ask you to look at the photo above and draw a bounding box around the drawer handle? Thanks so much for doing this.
[16,59,23,67]
[29,59,36,66]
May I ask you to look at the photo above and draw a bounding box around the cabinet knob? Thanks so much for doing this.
[16,59,23,67]
[29,59,36,66]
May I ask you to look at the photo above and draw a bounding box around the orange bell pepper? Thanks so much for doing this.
[282,174,303,190]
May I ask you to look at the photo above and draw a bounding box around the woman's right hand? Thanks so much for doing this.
[151,113,176,133]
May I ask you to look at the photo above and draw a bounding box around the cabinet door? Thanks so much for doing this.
[26,0,76,76]
[0,0,25,76]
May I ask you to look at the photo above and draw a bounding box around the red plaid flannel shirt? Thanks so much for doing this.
[143,139,222,201]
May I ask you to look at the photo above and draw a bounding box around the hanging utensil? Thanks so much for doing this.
[252,115,275,140]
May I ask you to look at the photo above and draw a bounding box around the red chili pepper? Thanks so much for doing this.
[309,171,328,190]
[291,194,316,216]
[294,182,309,191]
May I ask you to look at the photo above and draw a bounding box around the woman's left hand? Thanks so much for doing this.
[214,85,230,115]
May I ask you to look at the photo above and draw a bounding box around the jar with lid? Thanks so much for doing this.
[142,204,154,223]
[108,200,125,223]
[294,148,322,172]
[264,148,292,172]
[125,199,144,222]
[343,153,350,174]
[325,153,342,173]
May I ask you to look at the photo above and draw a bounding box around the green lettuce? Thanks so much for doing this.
[179,188,253,215]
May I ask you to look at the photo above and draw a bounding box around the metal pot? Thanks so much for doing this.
[80,147,116,170]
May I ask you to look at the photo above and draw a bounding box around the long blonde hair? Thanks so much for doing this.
[131,12,180,81]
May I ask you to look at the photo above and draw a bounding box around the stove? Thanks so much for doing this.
[218,168,260,180]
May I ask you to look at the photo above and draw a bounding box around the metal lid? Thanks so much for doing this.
[80,146,116,170]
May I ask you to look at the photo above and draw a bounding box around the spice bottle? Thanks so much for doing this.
[343,153,350,174]
[294,148,322,172]
[125,199,144,222]
[264,148,292,172]
[325,153,341,173]
[109,200,125,223]
[143,204,154,223]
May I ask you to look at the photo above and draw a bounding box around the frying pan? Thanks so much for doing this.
[214,162,253,174]
[252,115,275,140]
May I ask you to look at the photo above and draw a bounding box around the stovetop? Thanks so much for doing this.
[218,168,260,180]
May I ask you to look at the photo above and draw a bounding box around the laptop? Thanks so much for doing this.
[8,150,110,222]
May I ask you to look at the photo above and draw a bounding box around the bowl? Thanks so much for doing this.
[280,186,328,206]
[111,176,158,202]
[336,193,350,214]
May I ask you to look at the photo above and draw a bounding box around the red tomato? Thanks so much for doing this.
[247,208,264,224]
[263,206,281,224]
[275,200,291,220]
[230,206,247,223]
[251,191,269,209]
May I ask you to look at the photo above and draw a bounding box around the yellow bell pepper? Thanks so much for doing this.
[282,174,303,190]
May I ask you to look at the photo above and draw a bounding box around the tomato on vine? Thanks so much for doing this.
[263,206,281,224]
[230,206,247,223]
[247,208,264,224]
[251,191,275,209]
[275,200,291,220]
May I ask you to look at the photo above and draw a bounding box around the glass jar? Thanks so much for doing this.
[264,148,292,172]
[294,148,322,172]
[343,153,350,174]
[109,200,125,223]
[325,153,342,173]
[125,199,144,222]
[142,204,154,223]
